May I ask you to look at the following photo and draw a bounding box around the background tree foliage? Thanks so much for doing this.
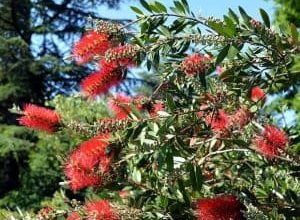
[0,0,126,210]
[267,0,300,154]
[271,0,300,27]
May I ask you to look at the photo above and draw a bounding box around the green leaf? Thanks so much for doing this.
[159,25,171,36]
[228,8,239,24]
[132,168,142,183]
[216,44,230,65]
[238,6,251,25]
[174,1,186,14]
[207,19,235,37]
[259,8,270,28]
[227,45,240,59]
[154,1,167,13]
[223,15,236,37]
[177,179,190,203]
[180,0,190,13]
[195,165,203,191]
[290,23,298,43]
[131,6,144,15]
[166,94,176,111]
[140,0,152,12]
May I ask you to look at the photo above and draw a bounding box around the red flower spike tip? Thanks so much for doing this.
[206,109,230,132]
[66,212,81,220]
[254,125,288,158]
[81,61,124,98]
[181,53,211,76]
[263,125,288,148]
[64,134,113,191]
[250,86,266,103]
[105,44,139,67]
[73,134,112,171]
[73,31,110,64]
[85,200,120,220]
[18,104,61,133]
[109,93,133,120]
[196,195,244,220]
[254,136,279,158]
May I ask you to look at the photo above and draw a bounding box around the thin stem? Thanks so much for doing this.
[121,13,207,30]
[198,148,251,165]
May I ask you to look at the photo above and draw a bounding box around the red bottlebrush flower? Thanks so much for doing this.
[18,104,61,133]
[253,125,288,158]
[253,136,279,158]
[109,94,133,120]
[73,31,110,64]
[206,109,229,132]
[263,125,288,148]
[85,200,120,220]
[64,163,102,191]
[74,134,112,171]
[81,61,124,98]
[66,212,81,220]
[149,102,165,116]
[105,44,139,66]
[181,53,211,76]
[230,107,252,129]
[250,86,266,103]
[64,134,113,191]
[196,195,244,220]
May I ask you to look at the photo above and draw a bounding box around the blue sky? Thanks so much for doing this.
[97,0,275,21]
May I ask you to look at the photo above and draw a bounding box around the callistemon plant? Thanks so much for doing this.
[16,0,300,219]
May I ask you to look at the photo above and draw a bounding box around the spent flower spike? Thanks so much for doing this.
[105,44,140,66]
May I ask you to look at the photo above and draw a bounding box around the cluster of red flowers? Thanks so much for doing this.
[66,199,119,220]
[64,134,113,191]
[73,31,110,64]
[254,125,288,158]
[205,109,230,132]
[205,107,252,135]
[196,195,244,220]
[250,86,266,103]
[73,25,141,98]
[18,104,61,133]
[181,53,211,76]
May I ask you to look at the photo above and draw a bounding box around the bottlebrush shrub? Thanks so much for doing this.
[16,1,300,219]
